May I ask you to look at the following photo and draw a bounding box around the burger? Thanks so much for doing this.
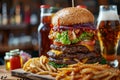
[47,7,103,68]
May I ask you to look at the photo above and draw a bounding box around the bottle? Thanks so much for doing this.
[10,49,22,70]
[2,3,8,25]
[30,11,38,25]
[24,5,30,24]
[15,5,21,24]
[10,7,15,24]
[4,52,10,71]
[38,5,52,56]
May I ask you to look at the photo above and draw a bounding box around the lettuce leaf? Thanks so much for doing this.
[48,61,67,68]
[79,32,93,41]
[55,31,94,45]
[71,38,79,43]
[56,31,71,45]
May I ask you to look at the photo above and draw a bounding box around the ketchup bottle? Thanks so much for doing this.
[38,5,52,57]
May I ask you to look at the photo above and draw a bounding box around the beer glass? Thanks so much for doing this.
[97,5,120,68]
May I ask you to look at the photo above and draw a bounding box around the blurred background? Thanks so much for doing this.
[0,0,120,65]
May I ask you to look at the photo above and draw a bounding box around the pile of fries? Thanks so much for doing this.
[23,56,120,80]
[56,63,120,80]
[23,56,57,75]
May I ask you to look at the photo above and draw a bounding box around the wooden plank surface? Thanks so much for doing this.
[11,69,54,80]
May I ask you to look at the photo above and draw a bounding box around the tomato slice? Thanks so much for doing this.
[53,41,64,46]
[79,40,95,46]
[53,40,95,47]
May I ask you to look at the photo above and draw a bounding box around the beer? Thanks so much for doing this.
[98,20,120,61]
[97,5,120,67]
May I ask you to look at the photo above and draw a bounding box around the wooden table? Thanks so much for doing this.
[0,65,21,79]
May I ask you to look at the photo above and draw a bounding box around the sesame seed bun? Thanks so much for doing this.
[52,7,94,26]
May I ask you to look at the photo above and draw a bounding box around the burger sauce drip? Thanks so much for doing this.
[38,6,51,57]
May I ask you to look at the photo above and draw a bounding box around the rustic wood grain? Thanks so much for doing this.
[11,69,54,80]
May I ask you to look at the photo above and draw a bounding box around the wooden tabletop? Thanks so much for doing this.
[0,65,21,80]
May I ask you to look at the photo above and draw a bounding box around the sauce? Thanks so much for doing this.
[10,52,21,70]
[4,52,10,71]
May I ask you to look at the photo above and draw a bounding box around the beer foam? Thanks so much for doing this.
[98,11,119,21]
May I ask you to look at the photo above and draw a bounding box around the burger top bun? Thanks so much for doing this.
[52,7,94,26]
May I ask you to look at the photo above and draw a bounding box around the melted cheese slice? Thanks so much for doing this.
[63,58,70,62]
[51,49,63,55]
[81,43,94,51]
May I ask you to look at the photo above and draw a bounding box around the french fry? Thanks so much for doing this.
[40,57,48,71]
[58,68,75,71]
[80,68,96,74]
[30,62,35,68]
[36,66,44,72]
[34,58,40,67]
[82,74,93,80]
[37,71,49,75]
[92,72,109,79]
[46,63,52,72]
[74,74,83,79]
[64,76,71,80]
[102,73,116,80]
[23,58,32,70]
[49,65,57,72]
[49,72,57,77]
[25,67,31,72]
[43,56,48,63]
[70,71,74,80]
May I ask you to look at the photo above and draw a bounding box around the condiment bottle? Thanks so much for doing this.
[4,52,10,71]
[38,5,52,57]
[10,49,21,70]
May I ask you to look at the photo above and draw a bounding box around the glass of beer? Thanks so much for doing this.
[97,5,120,68]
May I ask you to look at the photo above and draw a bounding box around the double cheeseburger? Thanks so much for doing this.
[47,7,102,68]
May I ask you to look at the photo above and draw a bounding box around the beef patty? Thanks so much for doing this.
[47,51,96,60]
[50,44,90,53]
[48,44,102,64]
[48,54,102,65]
